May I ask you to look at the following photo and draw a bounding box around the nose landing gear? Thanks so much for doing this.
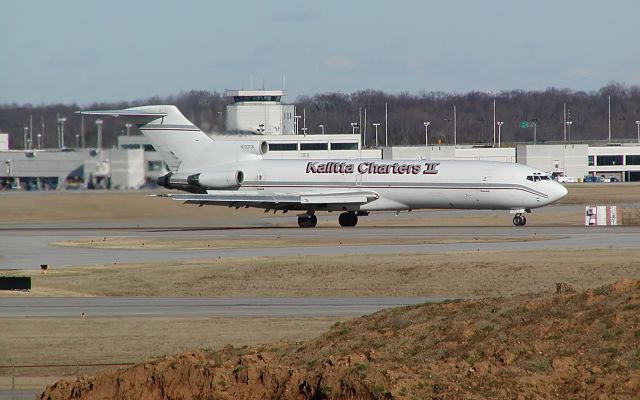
[513,214,527,226]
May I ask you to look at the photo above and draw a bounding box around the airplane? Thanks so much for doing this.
[78,105,568,228]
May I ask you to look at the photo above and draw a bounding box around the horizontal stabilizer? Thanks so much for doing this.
[76,110,168,118]
[76,109,168,126]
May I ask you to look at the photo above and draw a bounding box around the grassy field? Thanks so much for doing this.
[0,316,337,366]
[6,249,640,298]
[53,235,555,250]
[0,316,337,390]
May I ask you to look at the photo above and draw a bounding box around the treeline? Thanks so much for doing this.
[1,83,640,149]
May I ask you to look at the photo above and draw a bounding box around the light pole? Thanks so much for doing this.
[125,122,132,136]
[75,134,80,148]
[496,121,504,148]
[636,121,640,143]
[372,122,380,147]
[294,115,301,135]
[37,133,42,149]
[318,124,324,135]
[488,91,496,146]
[608,96,611,143]
[423,121,430,147]
[95,119,103,149]
[350,122,358,135]
[301,127,308,136]
[566,121,573,142]
[23,127,29,150]
[493,97,496,146]
[57,116,66,148]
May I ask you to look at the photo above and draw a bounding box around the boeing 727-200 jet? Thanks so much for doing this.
[78,105,567,227]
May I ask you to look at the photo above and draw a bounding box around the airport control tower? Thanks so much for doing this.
[225,89,295,135]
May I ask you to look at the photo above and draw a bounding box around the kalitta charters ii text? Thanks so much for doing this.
[306,161,440,175]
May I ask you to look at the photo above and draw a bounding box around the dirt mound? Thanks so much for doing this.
[40,280,640,399]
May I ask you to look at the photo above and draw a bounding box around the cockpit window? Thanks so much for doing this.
[526,173,550,182]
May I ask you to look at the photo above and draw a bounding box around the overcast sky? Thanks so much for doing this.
[2,0,639,105]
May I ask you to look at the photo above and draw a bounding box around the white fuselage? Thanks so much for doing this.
[77,105,568,226]
[211,158,567,212]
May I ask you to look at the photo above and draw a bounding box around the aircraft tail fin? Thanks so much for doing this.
[78,105,268,175]
[78,105,214,172]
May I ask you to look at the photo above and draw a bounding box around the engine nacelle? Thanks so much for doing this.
[156,172,206,193]
[187,171,244,189]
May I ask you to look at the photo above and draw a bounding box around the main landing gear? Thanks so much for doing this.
[297,211,365,228]
[297,214,318,228]
[338,212,358,227]
[512,213,527,226]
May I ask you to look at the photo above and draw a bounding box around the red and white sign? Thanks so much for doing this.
[585,206,618,226]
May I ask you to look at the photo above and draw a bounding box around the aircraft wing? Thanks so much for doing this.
[156,190,379,210]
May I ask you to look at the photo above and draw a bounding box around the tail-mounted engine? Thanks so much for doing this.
[187,171,244,189]
[157,170,244,193]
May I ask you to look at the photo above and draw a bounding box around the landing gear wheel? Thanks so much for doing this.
[338,212,358,227]
[298,214,317,228]
[513,215,527,226]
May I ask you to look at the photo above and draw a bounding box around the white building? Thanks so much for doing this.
[216,133,381,160]
[382,145,516,162]
[515,143,640,181]
[587,144,640,181]
[219,88,381,159]
[83,148,146,190]
[117,136,169,184]
[0,148,145,190]
[516,144,589,179]
[225,90,295,135]
[0,133,8,151]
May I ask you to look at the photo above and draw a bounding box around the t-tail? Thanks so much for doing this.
[77,105,268,192]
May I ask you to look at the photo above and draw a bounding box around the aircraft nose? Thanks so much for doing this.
[551,182,568,202]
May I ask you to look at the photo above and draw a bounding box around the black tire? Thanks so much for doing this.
[521,216,527,226]
[338,212,358,227]
[309,214,318,227]
[298,215,317,228]
[513,215,523,226]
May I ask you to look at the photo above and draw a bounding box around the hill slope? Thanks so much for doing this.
[40,280,640,399]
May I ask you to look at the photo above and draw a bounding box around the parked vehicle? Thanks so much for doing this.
[583,175,602,183]
[556,175,579,183]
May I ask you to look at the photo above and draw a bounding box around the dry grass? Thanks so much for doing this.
[53,235,554,250]
[0,317,336,366]
[558,183,640,205]
[7,249,640,298]
[621,207,640,224]
[0,191,265,224]
[0,316,337,390]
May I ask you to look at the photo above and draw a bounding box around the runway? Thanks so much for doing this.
[1,210,640,270]
[0,296,447,318]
